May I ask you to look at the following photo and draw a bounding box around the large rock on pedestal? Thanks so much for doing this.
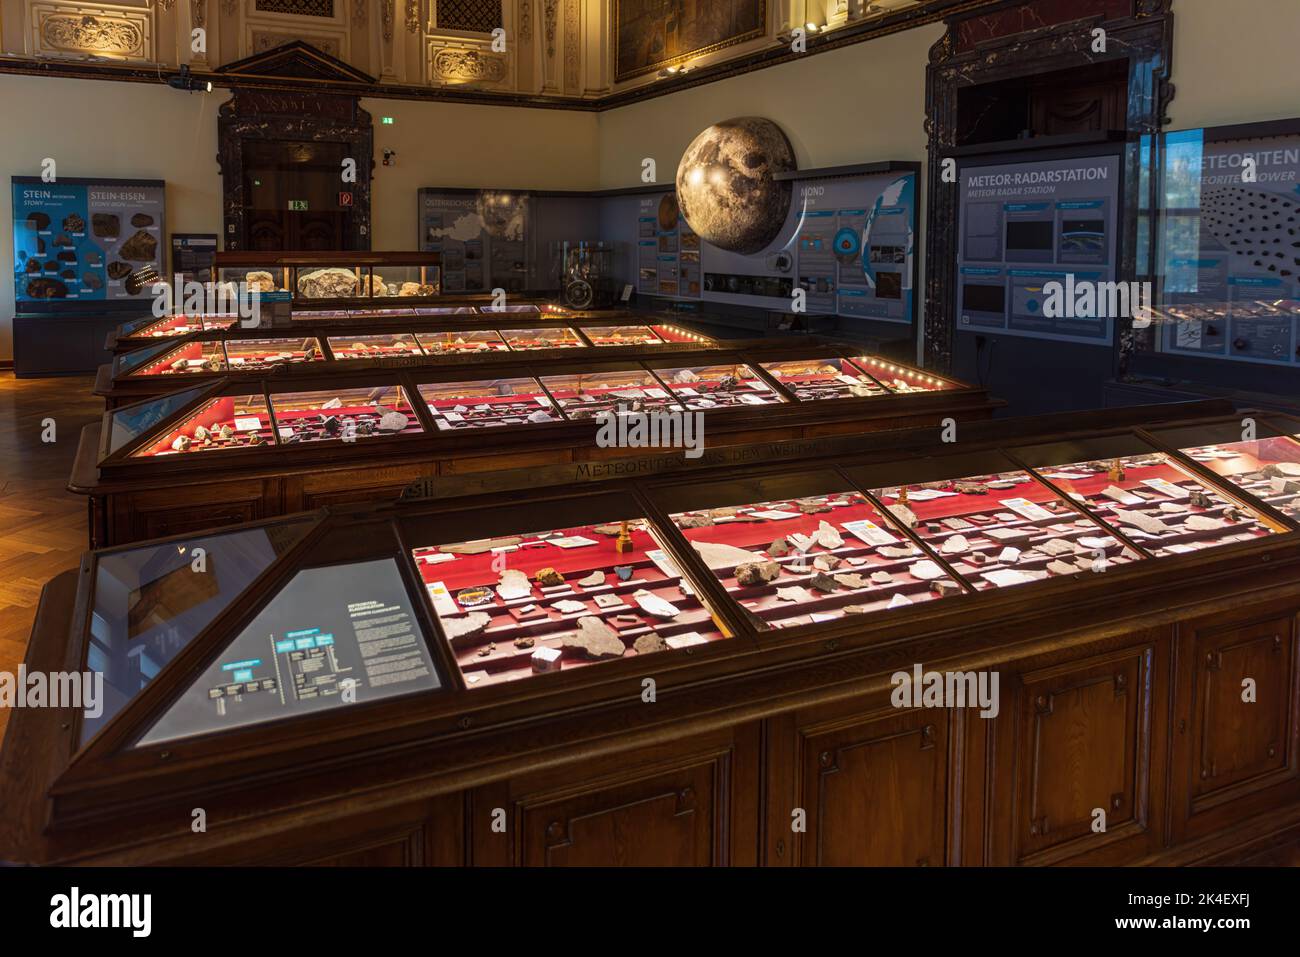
[298,267,360,298]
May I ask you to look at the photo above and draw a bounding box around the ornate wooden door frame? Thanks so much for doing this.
[922,0,1175,372]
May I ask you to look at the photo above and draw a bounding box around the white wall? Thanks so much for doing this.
[0,76,599,361]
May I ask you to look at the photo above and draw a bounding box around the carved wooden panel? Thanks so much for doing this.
[988,638,1166,864]
[29,3,153,62]
[1171,606,1300,843]
[469,726,760,866]
[799,707,949,866]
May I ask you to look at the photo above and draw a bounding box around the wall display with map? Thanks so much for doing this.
[1148,124,1300,367]
[417,188,531,294]
[11,176,165,306]
[956,153,1122,346]
[615,0,767,82]
[630,168,917,324]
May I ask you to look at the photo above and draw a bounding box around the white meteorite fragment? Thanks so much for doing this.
[814,521,844,549]
[440,612,492,646]
[634,589,679,618]
[496,569,532,600]
[908,560,945,581]
[578,570,606,587]
[377,411,409,432]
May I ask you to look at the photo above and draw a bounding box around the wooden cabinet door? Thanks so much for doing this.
[469,725,760,866]
[765,694,957,866]
[1170,607,1300,844]
[987,636,1167,865]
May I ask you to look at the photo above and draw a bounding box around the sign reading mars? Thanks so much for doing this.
[615,0,767,82]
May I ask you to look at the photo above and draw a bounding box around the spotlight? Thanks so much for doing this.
[167,65,212,93]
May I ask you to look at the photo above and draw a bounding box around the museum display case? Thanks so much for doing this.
[74,350,999,548]
[215,251,442,304]
[10,401,1300,866]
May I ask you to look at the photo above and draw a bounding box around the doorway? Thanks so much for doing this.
[242,139,354,251]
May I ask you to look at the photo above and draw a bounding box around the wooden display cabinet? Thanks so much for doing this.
[7,400,1300,866]
[72,345,997,548]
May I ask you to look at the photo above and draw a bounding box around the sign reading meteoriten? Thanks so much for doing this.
[957,155,1121,346]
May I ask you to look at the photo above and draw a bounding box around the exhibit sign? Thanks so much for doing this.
[634,169,917,324]
[417,188,530,294]
[1155,128,1300,366]
[956,154,1121,346]
[170,233,217,286]
[11,176,165,305]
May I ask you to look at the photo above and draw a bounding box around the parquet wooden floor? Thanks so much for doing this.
[0,373,100,742]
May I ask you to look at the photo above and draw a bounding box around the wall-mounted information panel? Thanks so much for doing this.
[11,175,165,306]
[957,153,1121,346]
[1146,123,1300,368]
[630,167,918,325]
[417,188,531,294]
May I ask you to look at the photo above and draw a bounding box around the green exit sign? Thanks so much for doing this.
[382,116,394,125]
[288,200,309,211]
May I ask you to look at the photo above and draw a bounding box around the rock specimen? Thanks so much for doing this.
[879,545,921,560]
[815,521,844,549]
[25,278,67,298]
[888,593,913,609]
[835,573,870,589]
[297,267,359,298]
[244,270,279,292]
[81,272,103,290]
[1047,560,1080,576]
[440,612,491,646]
[932,580,962,598]
[552,599,587,614]
[26,211,50,230]
[809,572,840,593]
[632,633,669,655]
[768,537,790,557]
[130,213,154,228]
[775,585,814,603]
[118,229,157,262]
[107,261,132,280]
[940,534,970,555]
[377,411,409,432]
[561,616,625,659]
[634,590,679,618]
[54,233,72,247]
[887,504,917,528]
[691,540,762,570]
[398,282,436,296]
[56,250,77,262]
[578,570,606,587]
[1115,510,1168,535]
[535,567,565,587]
[908,560,945,581]
[870,571,893,584]
[171,435,191,451]
[1039,538,1076,556]
[676,513,715,529]
[513,636,535,649]
[1185,514,1225,530]
[734,560,781,586]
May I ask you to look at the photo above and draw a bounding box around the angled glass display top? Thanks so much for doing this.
[129,392,277,457]
[667,477,964,629]
[411,513,727,688]
[414,330,509,354]
[499,327,583,350]
[137,555,442,746]
[847,356,955,393]
[107,385,213,455]
[865,467,1145,591]
[1013,435,1283,557]
[223,337,324,371]
[123,339,227,377]
[539,367,681,420]
[1148,421,1300,519]
[759,357,889,400]
[82,518,315,746]
[417,377,559,430]
[652,362,784,409]
[327,333,425,360]
[112,339,177,376]
[268,385,423,444]
[582,325,666,346]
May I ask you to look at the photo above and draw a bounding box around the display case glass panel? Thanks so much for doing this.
[487,304,541,314]
[847,356,955,393]
[666,478,965,628]
[652,363,784,409]
[293,264,363,299]
[107,385,210,454]
[292,309,351,320]
[343,307,419,318]
[130,393,277,457]
[361,264,438,298]
[123,339,227,377]
[412,306,477,316]
[581,325,666,346]
[80,519,315,745]
[121,314,207,340]
[759,357,889,400]
[223,337,324,371]
[327,334,425,360]
[539,367,682,420]
[500,327,584,350]
[219,265,289,294]
[1151,422,1300,519]
[137,556,443,746]
[866,467,1145,590]
[112,340,177,376]
[413,330,509,354]
[268,385,423,444]
[1014,436,1281,556]
[416,378,559,430]
[410,513,727,688]
[649,323,713,345]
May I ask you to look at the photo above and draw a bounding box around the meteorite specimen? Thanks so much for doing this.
[24,260,41,274]
[91,213,120,238]
[809,572,840,593]
[245,270,279,293]
[25,278,67,298]
[398,282,436,296]
[768,537,790,557]
[82,272,103,290]
[107,261,132,280]
[632,633,669,655]
[560,616,625,660]
[26,211,50,230]
[62,213,84,232]
[440,612,492,647]
[634,589,679,618]
[130,213,154,228]
[377,411,409,432]
[298,267,359,298]
[578,570,606,587]
[734,561,781,586]
[118,229,158,262]
[59,269,76,280]
[57,250,77,262]
[54,233,72,247]
[535,567,565,587]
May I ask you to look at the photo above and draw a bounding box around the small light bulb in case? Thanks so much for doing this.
[531,646,563,674]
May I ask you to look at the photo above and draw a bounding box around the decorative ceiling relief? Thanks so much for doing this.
[32,5,153,60]
[428,34,509,86]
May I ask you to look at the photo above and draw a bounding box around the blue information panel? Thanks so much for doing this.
[11,176,165,305]
[956,154,1121,346]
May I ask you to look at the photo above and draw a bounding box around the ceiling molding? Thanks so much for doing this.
[0,0,1012,112]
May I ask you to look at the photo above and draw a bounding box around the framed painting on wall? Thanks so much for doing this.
[614,0,767,82]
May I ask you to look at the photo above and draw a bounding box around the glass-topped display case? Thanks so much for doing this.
[266,385,424,445]
[651,362,786,409]
[214,251,442,305]
[759,357,891,401]
[1147,420,1300,520]
[117,312,240,341]
[417,377,559,430]
[414,330,510,354]
[222,337,325,371]
[327,334,425,360]
[499,327,584,350]
[583,325,666,347]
